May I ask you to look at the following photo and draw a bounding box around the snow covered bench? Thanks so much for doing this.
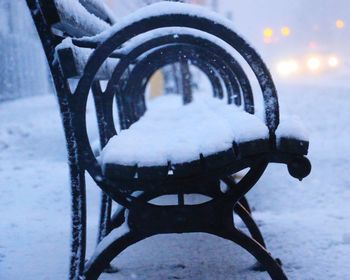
[27,1,311,280]
[102,95,270,184]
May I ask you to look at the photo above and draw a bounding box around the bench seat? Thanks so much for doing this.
[101,95,308,183]
[101,95,269,166]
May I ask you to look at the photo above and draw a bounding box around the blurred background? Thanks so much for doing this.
[107,0,350,86]
[1,0,349,102]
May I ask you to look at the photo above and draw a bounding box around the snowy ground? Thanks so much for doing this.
[1,83,350,279]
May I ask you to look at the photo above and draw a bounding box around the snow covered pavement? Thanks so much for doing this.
[0,84,349,279]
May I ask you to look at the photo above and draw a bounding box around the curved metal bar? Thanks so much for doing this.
[84,227,148,280]
[126,42,239,103]
[234,202,266,248]
[107,32,251,103]
[216,228,287,279]
[76,13,278,132]
[122,45,237,123]
[91,82,113,243]
[224,175,252,213]
[129,42,240,104]
[104,34,254,128]
[108,42,254,128]
[133,46,226,100]
[85,209,284,280]
[222,160,268,202]
[110,197,267,248]
[69,13,277,208]
[120,62,216,125]
[239,196,252,214]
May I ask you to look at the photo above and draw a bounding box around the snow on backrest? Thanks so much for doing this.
[42,0,113,38]
[56,38,118,80]
[78,0,116,24]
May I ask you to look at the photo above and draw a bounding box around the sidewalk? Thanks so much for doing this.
[0,84,349,279]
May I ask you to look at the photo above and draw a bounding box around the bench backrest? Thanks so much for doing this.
[38,0,113,38]
[26,3,282,279]
[27,0,281,186]
[26,4,307,280]
[26,0,115,77]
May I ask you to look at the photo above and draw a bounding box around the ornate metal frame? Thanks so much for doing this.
[25,1,311,279]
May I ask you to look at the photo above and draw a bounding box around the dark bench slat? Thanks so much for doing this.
[278,137,309,155]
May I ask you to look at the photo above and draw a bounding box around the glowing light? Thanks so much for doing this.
[277,59,300,77]
[263,28,274,38]
[264,37,272,44]
[307,57,321,71]
[281,26,291,37]
[328,56,339,67]
[336,19,345,29]
[308,41,318,49]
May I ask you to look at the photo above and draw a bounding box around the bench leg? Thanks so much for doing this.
[110,197,266,248]
[110,192,154,229]
[69,166,87,280]
[84,226,148,280]
[110,196,264,247]
[234,202,266,248]
[97,192,112,243]
[216,227,287,280]
[106,198,269,276]
[110,204,127,229]
[239,195,252,214]
[225,175,253,213]
[84,215,286,280]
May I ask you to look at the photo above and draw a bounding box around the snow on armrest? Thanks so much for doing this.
[55,38,118,80]
[78,0,116,25]
[41,0,111,38]
[54,0,110,37]
[276,115,309,154]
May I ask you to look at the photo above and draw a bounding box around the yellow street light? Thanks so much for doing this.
[281,26,291,37]
[263,27,273,38]
[263,27,274,44]
[336,19,345,29]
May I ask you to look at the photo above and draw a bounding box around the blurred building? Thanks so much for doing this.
[0,0,50,102]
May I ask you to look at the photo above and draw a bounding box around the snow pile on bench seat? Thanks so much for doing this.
[101,95,269,167]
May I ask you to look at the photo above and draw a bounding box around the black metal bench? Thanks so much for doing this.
[26,1,311,279]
